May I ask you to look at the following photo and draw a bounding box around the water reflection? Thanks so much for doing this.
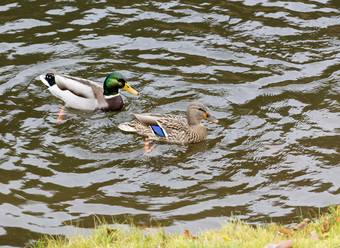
[0,0,339,247]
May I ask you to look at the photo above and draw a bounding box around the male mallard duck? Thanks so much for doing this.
[39,69,137,111]
[118,102,218,144]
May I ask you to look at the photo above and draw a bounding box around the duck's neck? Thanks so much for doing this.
[188,124,207,142]
[101,94,123,111]
[103,84,119,96]
[187,112,201,126]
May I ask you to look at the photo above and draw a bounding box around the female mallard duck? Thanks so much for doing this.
[118,102,218,144]
[39,69,137,111]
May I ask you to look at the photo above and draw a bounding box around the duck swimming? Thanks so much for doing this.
[39,69,137,111]
[118,102,218,145]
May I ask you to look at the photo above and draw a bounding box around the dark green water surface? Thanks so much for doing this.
[0,0,339,246]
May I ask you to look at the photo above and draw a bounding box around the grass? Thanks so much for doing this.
[31,205,340,248]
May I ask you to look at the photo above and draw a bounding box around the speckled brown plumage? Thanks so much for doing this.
[118,102,218,144]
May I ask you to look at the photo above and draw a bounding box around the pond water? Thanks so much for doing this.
[0,0,339,247]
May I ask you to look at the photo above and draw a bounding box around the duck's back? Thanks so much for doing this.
[119,113,207,144]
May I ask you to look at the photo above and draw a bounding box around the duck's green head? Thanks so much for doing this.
[103,72,138,96]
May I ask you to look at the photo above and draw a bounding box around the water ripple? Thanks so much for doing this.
[0,0,339,246]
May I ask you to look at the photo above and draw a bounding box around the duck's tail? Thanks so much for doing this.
[40,69,58,88]
[118,122,137,132]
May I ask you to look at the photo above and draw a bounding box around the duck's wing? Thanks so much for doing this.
[55,70,101,99]
[137,114,188,137]
[118,114,176,134]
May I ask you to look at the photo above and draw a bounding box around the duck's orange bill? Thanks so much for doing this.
[204,112,218,123]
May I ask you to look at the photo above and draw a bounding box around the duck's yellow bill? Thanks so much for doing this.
[123,83,138,95]
[204,112,219,123]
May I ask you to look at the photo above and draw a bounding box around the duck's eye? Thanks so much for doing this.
[117,78,126,83]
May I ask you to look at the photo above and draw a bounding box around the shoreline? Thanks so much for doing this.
[31,205,340,247]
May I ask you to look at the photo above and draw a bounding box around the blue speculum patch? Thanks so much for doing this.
[151,125,166,137]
